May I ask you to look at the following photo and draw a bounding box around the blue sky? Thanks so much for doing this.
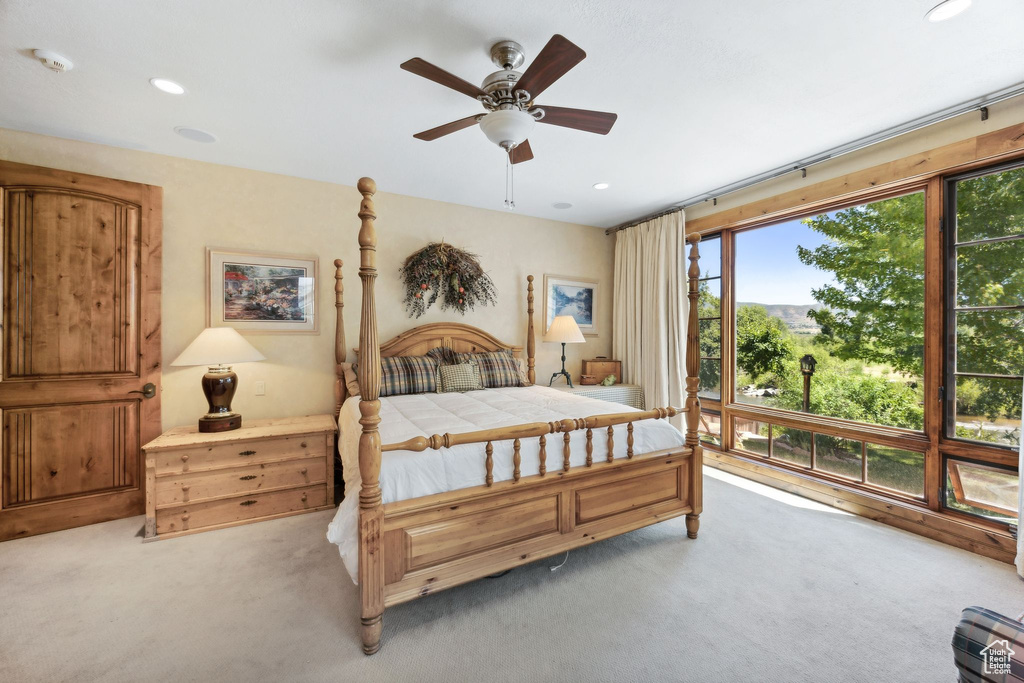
[732,217,838,305]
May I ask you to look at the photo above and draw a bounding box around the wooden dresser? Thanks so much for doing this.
[143,415,336,540]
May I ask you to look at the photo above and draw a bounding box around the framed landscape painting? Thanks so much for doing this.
[207,248,319,334]
[543,275,598,337]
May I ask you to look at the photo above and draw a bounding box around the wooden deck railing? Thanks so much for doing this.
[381,406,686,486]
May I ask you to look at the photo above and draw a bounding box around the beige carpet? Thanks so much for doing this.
[1,468,1020,683]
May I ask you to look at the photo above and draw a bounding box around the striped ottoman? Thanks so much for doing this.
[952,606,1024,682]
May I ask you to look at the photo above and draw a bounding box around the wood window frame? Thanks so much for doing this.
[942,158,1024,457]
[944,455,1017,519]
[686,120,1024,562]
[697,234,723,407]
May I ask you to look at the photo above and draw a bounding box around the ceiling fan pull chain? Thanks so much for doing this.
[504,147,516,211]
[510,147,515,210]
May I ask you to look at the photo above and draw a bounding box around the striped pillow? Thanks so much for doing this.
[455,350,528,388]
[379,355,438,397]
[438,362,484,393]
[425,346,459,366]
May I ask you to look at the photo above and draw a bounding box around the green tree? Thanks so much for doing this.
[948,167,1024,422]
[798,193,925,376]
[736,305,792,380]
[799,174,1024,425]
[770,359,923,430]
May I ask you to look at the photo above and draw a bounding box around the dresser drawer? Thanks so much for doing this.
[155,484,328,535]
[153,433,328,475]
[155,457,326,507]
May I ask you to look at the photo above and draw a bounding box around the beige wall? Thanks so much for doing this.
[0,128,614,431]
[685,93,1024,221]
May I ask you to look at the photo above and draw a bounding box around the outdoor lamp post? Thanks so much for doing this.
[800,354,817,413]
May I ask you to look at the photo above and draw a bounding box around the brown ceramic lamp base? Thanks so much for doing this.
[198,365,242,433]
[199,414,242,432]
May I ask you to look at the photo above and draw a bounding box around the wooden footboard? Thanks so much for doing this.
[381,445,693,605]
[343,177,703,655]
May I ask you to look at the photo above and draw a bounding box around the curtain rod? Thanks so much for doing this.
[605,80,1024,236]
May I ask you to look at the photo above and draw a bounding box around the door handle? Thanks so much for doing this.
[129,383,156,399]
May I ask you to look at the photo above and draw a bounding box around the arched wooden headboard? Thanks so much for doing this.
[362,322,523,358]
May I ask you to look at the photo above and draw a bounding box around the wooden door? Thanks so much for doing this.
[0,160,161,540]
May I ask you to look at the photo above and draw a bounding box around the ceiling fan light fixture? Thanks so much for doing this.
[479,110,536,149]
[925,0,972,22]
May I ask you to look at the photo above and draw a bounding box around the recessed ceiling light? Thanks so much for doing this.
[174,127,217,143]
[151,78,186,95]
[925,0,972,22]
[593,182,610,190]
[552,202,573,210]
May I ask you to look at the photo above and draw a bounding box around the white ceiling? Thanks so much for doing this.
[1,0,1022,228]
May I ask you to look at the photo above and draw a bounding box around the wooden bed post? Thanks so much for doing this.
[527,275,536,384]
[334,259,345,416]
[684,232,703,539]
[355,178,385,654]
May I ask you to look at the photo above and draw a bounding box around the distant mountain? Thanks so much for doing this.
[738,302,821,334]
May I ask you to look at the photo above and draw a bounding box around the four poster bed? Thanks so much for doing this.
[328,177,703,655]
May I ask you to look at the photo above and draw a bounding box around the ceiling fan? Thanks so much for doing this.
[400,35,618,165]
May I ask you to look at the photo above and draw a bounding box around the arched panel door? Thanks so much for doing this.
[0,160,162,540]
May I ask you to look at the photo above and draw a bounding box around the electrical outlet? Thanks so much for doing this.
[254,380,266,396]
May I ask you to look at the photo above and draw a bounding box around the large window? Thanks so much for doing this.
[698,148,1024,539]
[733,192,926,431]
[698,235,722,401]
[732,416,925,498]
[946,161,1024,450]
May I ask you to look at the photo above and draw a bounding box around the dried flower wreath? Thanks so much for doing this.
[400,241,497,318]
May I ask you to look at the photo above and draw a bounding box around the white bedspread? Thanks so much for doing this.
[326,385,686,583]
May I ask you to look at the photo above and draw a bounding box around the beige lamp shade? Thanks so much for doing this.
[171,327,266,367]
[546,315,586,344]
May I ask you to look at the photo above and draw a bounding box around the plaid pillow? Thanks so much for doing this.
[438,362,484,393]
[380,355,438,397]
[454,350,528,388]
[425,346,459,366]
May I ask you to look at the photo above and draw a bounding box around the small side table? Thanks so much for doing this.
[547,383,645,410]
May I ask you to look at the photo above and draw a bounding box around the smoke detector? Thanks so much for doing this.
[33,50,73,73]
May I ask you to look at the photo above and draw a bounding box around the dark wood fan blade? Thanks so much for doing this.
[401,58,487,99]
[533,105,617,135]
[511,139,534,164]
[413,115,481,141]
[515,35,586,99]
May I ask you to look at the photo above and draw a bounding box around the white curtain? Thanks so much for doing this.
[1016,379,1024,578]
[612,211,688,429]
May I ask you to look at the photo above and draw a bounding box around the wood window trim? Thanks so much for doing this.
[728,415,928,504]
[945,456,1017,518]
[728,402,930,452]
[697,234,723,403]
[943,158,1024,456]
[704,447,1014,563]
[686,121,1024,560]
[686,120,1024,236]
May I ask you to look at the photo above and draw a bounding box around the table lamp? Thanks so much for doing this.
[171,327,266,432]
[546,315,585,387]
